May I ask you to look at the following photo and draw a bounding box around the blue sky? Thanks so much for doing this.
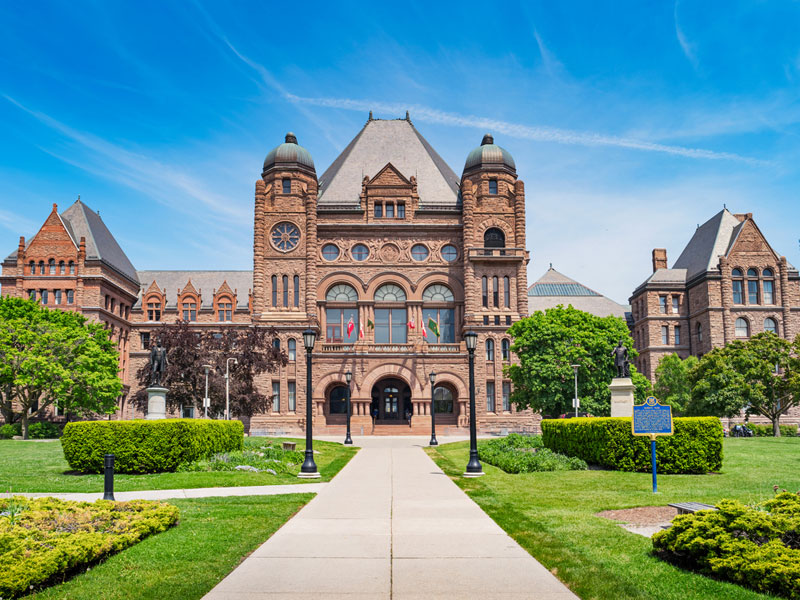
[1,1,799,303]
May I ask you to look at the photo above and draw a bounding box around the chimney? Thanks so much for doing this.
[18,236,25,256]
[652,248,668,272]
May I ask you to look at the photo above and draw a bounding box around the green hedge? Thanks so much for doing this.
[478,433,587,473]
[0,496,178,599]
[61,419,244,474]
[737,423,798,437]
[652,492,800,598]
[541,417,722,474]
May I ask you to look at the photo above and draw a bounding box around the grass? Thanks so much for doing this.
[20,493,312,600]
[426,437,800,600]
[0,437,356,493]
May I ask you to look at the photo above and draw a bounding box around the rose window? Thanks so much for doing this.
[271,223,301,252]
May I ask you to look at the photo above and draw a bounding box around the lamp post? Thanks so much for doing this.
[429,371,438,446]
[203,364,212,418]
[463,331,483,476]
[299,329,320,478]
[344,370,353,445]
[225,357,237,420]
[571,364,580,417]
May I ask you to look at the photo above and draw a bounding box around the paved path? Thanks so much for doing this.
[1,483,327,503]
[203,437,577,599]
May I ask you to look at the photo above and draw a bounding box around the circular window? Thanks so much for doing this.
[411,244,429,261]
[351,244,369,261]
[441,244,458,262]
[271,223,301,252]
[322,244,339,261]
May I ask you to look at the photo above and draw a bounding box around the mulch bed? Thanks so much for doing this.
[596,505,677,525]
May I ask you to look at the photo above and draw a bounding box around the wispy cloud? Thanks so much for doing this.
[0,208,37,235]
[533,29,565,77]
[285,94,768,165]
[674,1,700,71]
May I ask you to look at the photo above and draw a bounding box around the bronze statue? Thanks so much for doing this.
[610,340,630,378]
[149,339,168,387]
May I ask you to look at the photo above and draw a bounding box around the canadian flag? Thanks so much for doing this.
[347,316,355,337]
[421,320,428,339]
[407,318,415,329]
[359,321,364,339]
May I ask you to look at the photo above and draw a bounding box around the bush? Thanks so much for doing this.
[738,423,798,437]
[541,417,722,474]
[0,496,178,599]
[652,492,800,598]
[0,423,22,439]
[61,419,244,474]
[27,421,61,439]
[478,433,587,473]
[178,438,304,475]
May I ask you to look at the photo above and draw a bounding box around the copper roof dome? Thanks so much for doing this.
[463,133,516,174]
[262,132,315,176]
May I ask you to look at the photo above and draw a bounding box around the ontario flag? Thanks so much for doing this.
[347,316,355,338]
[407,317,415,330]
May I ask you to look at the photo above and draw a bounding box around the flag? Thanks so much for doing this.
[428,317,440,338]
[408,317,415,329]
[359,322,364,339]
[367,318,374,329]
[347,316,355,337]
[421,320,428,339]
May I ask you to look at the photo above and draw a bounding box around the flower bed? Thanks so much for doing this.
[0,496,179,598]
[478,433,587,473]
[652,491,800,598]
[178,438,304,475]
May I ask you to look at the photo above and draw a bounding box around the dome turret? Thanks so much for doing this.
[463,133,516,175]
[262,132,315,177]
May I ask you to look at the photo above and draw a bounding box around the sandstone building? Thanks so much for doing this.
[2,115,536,434]
[629,208,800,380]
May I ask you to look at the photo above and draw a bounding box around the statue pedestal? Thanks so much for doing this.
[146,387,168,420]
[609,377,635,418]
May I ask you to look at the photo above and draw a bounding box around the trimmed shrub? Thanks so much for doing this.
[0,424,16,439]
[478,433,587,473]
[27,421,61,439]
[652,492,800,598]
[61,419,244,474]
[0,496,178,599]
[541,417,722,474]
[737,423,798,437]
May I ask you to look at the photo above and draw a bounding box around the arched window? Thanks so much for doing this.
[217,297,233,322]
[762,268,775,304]
[492,276,499,307]
[48,259,55,275]
[764,318,778,334]
[329,385,348,414]
[288,338,296,361]
[58,261,65,274]
[271,275,278,306]
[68,261,75,274]
[696,322,703,344]
[422,284,455,343]
[486,339,495,361]
[325,284,358,343]
[146,298,162,322]
[38,261,45,275]
[747,268,759,304]
[482,276,488,308]
[374,284,406,344]
[501,339,510,361]
[282,275,289,307]
[28,261,34,275]
[294,275,300,307]
[735,317,750,338]
[484,227,505,248]
[503,276,510,307]
[731,268,744,304]
[433,385,454,414]
[181,298,197,321]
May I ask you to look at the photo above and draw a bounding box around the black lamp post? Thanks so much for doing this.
[429,371,438,446]
[299,328,320,478]
[344,370,353,445]
[464,331,483,476]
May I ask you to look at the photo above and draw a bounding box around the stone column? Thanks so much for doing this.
[780,256,791,339]
[719,255,732,344]
[146,387,167,419]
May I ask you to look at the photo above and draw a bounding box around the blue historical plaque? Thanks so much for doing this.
[632,396,673,437]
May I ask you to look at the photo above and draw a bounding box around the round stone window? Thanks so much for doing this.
[271,222,301,252]
[441,244,458,262]
[322,244,339,261]
[351,244,369,261]
[411,244,429,261]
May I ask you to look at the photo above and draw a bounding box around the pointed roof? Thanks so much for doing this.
[672,208,743,280]
[318,117,460,207]
[60,200,139,284]
[135,270,252,309]
[527,266,630,319]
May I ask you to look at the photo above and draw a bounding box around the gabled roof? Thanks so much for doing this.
[135,270,252,309]
[317,117,460,207]
[527,267,630,319]
[672,208,742,280]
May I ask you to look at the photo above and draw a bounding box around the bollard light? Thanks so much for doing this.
[103,454,116,501]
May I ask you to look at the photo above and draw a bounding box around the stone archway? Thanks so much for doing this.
[371,377,412,423]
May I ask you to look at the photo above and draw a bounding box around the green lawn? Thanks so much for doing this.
[21,493,313,600]
[426,437,800,600]
[0,437,356,493]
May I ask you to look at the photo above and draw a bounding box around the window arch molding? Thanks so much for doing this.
[764,317,778,335]
[179,293,199,322]
[422,284,454,303]
[735,317,750,338]
[325,283,359,302]
[374,283,407,303]
[215,295,233,322]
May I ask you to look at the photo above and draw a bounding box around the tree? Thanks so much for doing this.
[505,305,651,417]
[688,332,800,436]
[131,320,287,419]
[653,353,698,415]
[0,297,122,439]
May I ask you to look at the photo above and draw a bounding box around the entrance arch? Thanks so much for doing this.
[371,377,411,421]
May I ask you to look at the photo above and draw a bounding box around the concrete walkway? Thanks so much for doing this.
[1,483,327,503]
[203,437,577,599]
